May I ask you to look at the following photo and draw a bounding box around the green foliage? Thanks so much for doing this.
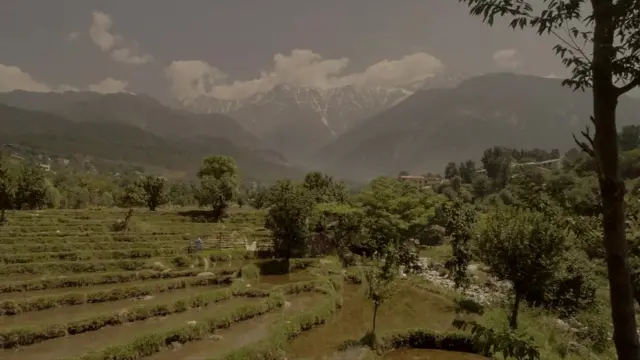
[362,252,399,341]
[311,202,364,263]
[195,155,240,221]
[619,125,640,152]
[247,184,270,209]
[265,180,314,262]
[477,207,571,329]
[452,320,540,360]
[303,171,348,204]
[138,175,167,211]
[357,177,425,271]
[432,201,477,289]
[14,163,47,210]
[0,154,16,224]
[444,162,459,180]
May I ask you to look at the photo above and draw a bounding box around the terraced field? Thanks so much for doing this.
[0,208,344,360]
[0,208,498,360]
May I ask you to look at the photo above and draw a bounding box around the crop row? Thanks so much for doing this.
[0,231,269,244]
[0,269,210,294]
[0,272,235,316]
[0,284,268,348]
[0,248,187,264]
[0,259,159,275]
[0,242,184,253]
[59,277,335,360]
[0,227,266,238]
[220,277,342,360]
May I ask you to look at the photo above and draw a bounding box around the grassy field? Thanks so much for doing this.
[0,208,612,360]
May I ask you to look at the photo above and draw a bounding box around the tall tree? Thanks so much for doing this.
[0,154,15,224]
[458,1,640,356]
[444,162,459,180]
[14,165,47,210]
[139,175,167,211]
[265,180,314,267]
[477,207,569,330]
[303,171,348,204]
[195,156,240,221]
[481,146,512,188]
[620,125,640,151]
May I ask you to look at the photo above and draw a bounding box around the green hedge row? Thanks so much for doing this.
[378,329,481,355]
[0,248,183,264]
[0,273,235,316]
[0,259,155,275]
[0,269,222,294]
[0,286,268,349]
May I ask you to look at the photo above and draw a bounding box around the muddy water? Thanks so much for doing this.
[285,283,458,360]
[143,292,325,360]
[0,298,258,360]
[383,349,488,360]
[0,277,199,300]
[0,284,226,328]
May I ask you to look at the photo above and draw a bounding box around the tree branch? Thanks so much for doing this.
[572,124,596,158]
[615,76,640,96]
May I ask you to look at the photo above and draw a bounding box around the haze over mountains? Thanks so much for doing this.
[174,72,469,164]
[2,72,640,182]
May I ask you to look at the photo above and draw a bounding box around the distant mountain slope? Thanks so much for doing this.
[318,73,640,181]
[0,91,260,149]
[175,73,468,164]
[0,103,302,181]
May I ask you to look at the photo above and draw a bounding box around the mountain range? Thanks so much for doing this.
[2,72,639,183]
[174,72,469,164]
[318,73,640,181]
[0,91,300,181]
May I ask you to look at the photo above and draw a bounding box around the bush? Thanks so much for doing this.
[379,329,479,354]
[169,255,192,269]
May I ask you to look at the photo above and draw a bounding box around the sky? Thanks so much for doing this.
[0,0,572,103]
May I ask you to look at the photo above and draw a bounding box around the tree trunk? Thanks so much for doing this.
[509,292,521,330]
[372,302,379,334]
[0,208,5,225]
[592,1,640,358]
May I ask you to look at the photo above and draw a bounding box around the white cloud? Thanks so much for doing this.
[0,64,52,92]
[164,60,228,100]
[165,49,445,101]
[344,52,444,88]
[87,77,129,93]
[67,32,80,41]
[492,48,521,69]
[89,11,153,65]
[0,63,128,94]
